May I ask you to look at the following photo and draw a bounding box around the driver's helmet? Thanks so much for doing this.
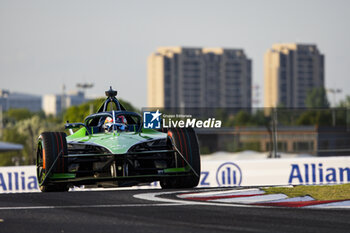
[116,115,127,125]
[115,115,127,131]
[104,117,113,132]
[104,116,128,132]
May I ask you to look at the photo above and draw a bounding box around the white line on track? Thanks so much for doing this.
[212,194,288,204]
[177,188,264,198]
[0,203,184,211]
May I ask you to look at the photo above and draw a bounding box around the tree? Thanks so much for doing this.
[0,128,28,166]
[0,114,63,166]
[234,111,252,126]
[338,95,350,108]
[252,110,270,126]
[296,110,332,126]
[16,116,63,164]
[63,97,138,123]
[305,87,330,108]
[3,108,34,126]
[5,108,33,121]
[214,109,235,127]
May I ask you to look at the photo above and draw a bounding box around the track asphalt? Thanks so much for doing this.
[0,188,350,233]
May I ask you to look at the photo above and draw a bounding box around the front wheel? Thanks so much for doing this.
[160,128,201,189]
[37,132,69,192]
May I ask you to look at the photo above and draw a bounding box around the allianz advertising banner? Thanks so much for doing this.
[0,166,38,193]
[0,157,350,193]
[199,156,350,187]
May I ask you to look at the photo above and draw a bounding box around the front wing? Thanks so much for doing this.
[41,149,193,187]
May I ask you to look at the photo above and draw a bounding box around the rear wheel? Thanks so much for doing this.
[37,132,69,192]
[160,128,201,189]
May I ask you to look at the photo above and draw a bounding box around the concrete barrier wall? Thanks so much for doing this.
[1,156,350,193]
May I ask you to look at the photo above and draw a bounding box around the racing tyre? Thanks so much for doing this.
[160,128,201,189]
[37,132,69,192]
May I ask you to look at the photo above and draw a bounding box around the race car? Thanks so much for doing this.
[36,87,200,192]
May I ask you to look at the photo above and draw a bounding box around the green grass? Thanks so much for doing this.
[263,183,350,201]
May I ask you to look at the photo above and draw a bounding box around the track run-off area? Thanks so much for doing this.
[0,187,350,233]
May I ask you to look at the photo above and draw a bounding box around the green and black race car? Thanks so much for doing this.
[36,87,200,192]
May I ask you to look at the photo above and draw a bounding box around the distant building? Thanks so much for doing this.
[196,126,350,157]
[42,91,87,116]
[264,43,325,108]
[148,47,252,108]
[0,89,42,112]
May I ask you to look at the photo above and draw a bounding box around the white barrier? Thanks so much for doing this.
[1,156,350,193]
[0,166,38,193]
[199,156,350,187]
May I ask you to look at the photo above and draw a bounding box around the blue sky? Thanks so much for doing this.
[0,0,349,107]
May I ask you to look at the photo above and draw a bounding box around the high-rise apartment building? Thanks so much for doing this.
[148,47,252,108]
[264,43,324,108]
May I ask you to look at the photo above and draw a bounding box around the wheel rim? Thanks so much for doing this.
[36,140,45,186]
